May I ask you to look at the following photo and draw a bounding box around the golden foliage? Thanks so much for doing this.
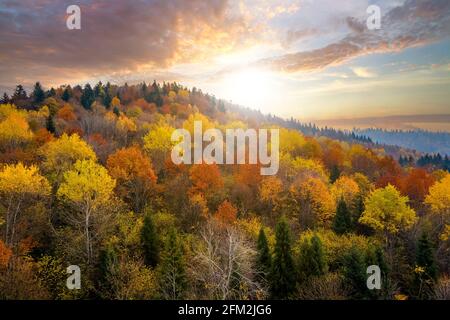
[359,184,417,234]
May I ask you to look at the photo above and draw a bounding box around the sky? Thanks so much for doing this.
[0,0,449,120]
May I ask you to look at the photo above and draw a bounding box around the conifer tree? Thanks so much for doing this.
[1,92,9,104]
[103,91,112,108]
[330,165,340,183]
[62,86,72,102]
[416,232,437,281]
[342,246,368,298]
[98,244,118,296]
[270,216,296,299]
[333,197,352,234]
[297,234,327,282]
[13,84,27,100]
[33,82,45,104]
[159,228,187,299]
[256,228,272,281]
[141,212,159,268]
[81,83,95,110]
[46,115,56,134]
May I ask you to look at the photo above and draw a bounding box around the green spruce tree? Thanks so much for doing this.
[33,82,45,104]
[159,228,187,299]
[46,115,56,134]
[329,165,341,183]
[62,86,72,102]
[81,83,95,110]
[256,228,272,282]
[333,197,352,234]
[297,234,327,282]
[270,217,296,299]
[414,232,437,299]
[141,213,159,268]
[342,246,368,299]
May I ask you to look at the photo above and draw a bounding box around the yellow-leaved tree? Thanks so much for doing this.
[41,133,97,184]
[360,185,417,235]
[0,104,33,150]
[331,175,360,206]
[57,159,116,263]
[0,163,50,246]
[143,121,175,172]
[359,184,417,263]
[425,174,450,239]
[290,177,335,228]
[425,174,450,217]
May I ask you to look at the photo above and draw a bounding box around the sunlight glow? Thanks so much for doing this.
[218,68,276,112]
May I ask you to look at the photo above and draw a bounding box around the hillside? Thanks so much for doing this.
[0,81,449,300]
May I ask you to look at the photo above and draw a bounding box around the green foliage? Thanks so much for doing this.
[414,232,437,300]
[62,86,72,102]
[141,212,159,268]
[158,228,187,299]
[342,246,369,299]
[333,198,352,235]
[297,234,327,282]
[33,82,45,104]
[270,217,296,299]
[81,84,95,110]
[330,164,341,183]
[46,115,56,133]
[98,243,119,295]
[256,228,272,281]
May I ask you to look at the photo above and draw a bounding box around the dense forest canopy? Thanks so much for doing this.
[0,81,449,300]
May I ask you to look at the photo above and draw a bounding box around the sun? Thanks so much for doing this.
[218,68,275,111]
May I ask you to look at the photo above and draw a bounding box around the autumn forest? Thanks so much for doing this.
[0,81,448,300]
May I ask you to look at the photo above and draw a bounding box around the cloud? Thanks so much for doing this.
[258,0,450,73]
[282,28,320,47]
[0,0,259,90]
[346,16,365,33]
[351,67,377,78]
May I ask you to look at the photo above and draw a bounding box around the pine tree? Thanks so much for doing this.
[103,91,112,108]
[48,87,56,97]
[333,197,352,234]
[256,228,272,281]
[94,81,105,98]
[32,82,45,104]
[270,216,296,299]
[141,213,159,268]
[413,232,437,299]
[329,165,340,183]
[159,228,187,299]
[62,86,72,102]
[81,84,95,110]
[98,244,118,296]
[12,84,27,100]
[416,232,437,281]
[297,234,327,282]
[1,93,9,104]
[342,246,368,298]
[46,115,56,134]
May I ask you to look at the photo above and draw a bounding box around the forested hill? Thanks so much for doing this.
[354,128,450,156]
[0,81,449,300]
